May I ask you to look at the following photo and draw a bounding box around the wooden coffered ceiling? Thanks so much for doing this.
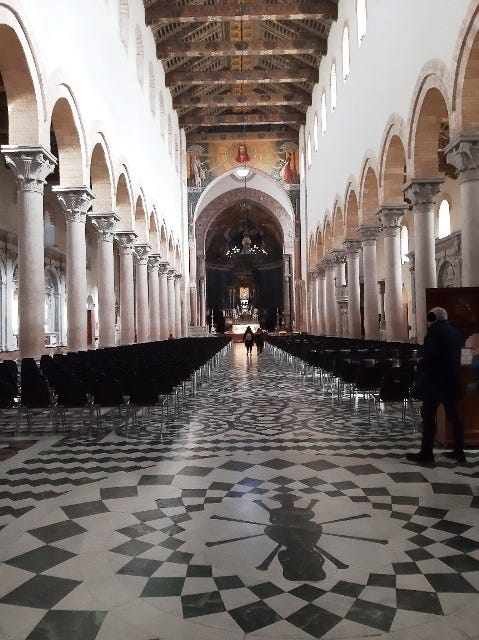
[144,0,338,143]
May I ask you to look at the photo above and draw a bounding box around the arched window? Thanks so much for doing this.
[342,26,350,80]
[119,0,129,48]
[357,0,367,44]
[400,225,409,263]
[135,25,144,86]
[149,63,156,115]
[321,92,327,135]
[313,112,319,153]
[306,132,312,168]
[330,62,337,111]
[438,199,451,238]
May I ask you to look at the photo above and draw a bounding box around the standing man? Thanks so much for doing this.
[407,307,466,465]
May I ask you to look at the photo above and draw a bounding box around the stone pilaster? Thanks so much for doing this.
[53,186,95,352]
[148,254,162,341]
[357,224,381,340]
[1,146,57,356]
[378,206,408,342]
[404,178,443,342]
[344,239,362,338]
[115,231,137,344]
[89,213,119,347]
[134,243,151,343]
[445,135,479,286]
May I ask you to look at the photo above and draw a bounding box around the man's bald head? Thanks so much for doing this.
[427,307,448,324]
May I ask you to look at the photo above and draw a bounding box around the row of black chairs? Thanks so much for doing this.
[266,334,421,426]
[0,336,231,434]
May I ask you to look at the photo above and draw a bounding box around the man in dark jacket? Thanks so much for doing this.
[407,307,466,465]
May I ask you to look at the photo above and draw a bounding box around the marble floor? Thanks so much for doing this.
[0,342,478,640]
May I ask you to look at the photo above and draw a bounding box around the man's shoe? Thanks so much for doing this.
[406,452,435,465]
[443,450,467,463]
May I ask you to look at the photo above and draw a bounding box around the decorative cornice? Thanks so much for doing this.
[403,178,443,210]
[115,231,138,254]
[89,213,120,242]
[52,186,95,223]
[1,145,57,194]
[445,134,479,183]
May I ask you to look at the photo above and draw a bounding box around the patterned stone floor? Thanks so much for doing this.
[0,342,478,640]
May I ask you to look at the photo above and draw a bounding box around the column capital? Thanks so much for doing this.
[148,253,162,272]
[309,268,318,280]
[167,268,176,280]
[343,238,362,255]
[322,256,334,270]
[174,272,182,281]
[316,264,326,279]
[445,134,479,182]
[407,251,415,272]
[134,243,152,264]
[89,212,120,242]
[52,186,95,223]
[115,231,138,254]
[330,248,347,265]
[404,178,444,210]
[357,223,382,245]
[1,145,57,194]
[158,261,170,276]
[378,205,408,237]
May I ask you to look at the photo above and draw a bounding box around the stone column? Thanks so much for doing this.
[134,243,151,343]
[331,249,347,337]
[446,135,479,286]
[175,273,182,338]
[358,224,382,340]
[158,262,169,340]
[89,213,119,348]
[317,265,326,335]
[407,252,417,340]
[148,254,161,341]
[167,269,176,336]
[309,270,318,334]
[404,179,443,342]
[282,254,292,329]
[52,186,94,352]
[189,240,198,326]
[378,206,408,342]
[198,255,206,326]
[344,239,362,338]
[115,231,137,345]
[1,146,56,356]
[324,257,336,336]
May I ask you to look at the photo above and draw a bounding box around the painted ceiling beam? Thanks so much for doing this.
[146,1,338,25]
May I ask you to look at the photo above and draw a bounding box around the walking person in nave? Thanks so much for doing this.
[243,325,254,355]
[406,307,466,465]
[255,327,265,354]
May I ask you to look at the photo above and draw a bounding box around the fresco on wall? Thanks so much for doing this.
[186,139,299,190]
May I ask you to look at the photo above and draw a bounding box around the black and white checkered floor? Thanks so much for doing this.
[0,342,478,639]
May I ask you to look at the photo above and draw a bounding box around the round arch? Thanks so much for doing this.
[50,96,83,185]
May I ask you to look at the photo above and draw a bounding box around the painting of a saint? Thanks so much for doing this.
[279,151,298,184]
